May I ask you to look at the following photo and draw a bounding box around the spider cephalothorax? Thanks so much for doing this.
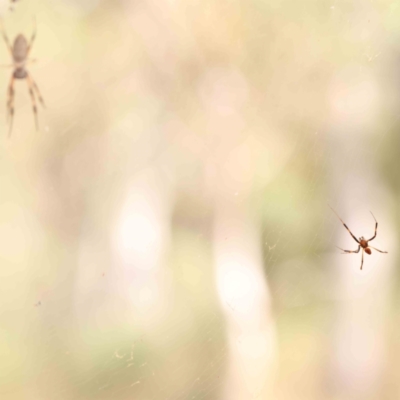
[358,237,371,254]
[330,206,387,270]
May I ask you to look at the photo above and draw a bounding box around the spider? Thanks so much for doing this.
[0,19,45,135]
[330,206,387,270]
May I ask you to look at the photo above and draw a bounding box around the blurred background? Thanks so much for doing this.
[0,0,399,399]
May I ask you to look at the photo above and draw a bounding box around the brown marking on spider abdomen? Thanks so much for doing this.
[365,247,372,255]
[360,239,368,248]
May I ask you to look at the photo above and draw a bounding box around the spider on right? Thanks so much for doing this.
[329,206,388,270]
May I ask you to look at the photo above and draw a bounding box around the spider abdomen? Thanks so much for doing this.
[365,248,372,255]
[12,34,28,62]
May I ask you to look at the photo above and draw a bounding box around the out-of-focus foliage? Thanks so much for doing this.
[0,1,398,400]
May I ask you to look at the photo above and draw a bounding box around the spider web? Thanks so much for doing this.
[0,1,398,400]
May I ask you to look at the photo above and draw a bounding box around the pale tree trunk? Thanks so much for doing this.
[73,168,173,330]
[214,197,277,399]
[207,112,278,398]
[111,167,174,325]
[196,56,278,398]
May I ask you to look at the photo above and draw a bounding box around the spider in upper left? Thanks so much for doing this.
[329,205,388,270]
[0,18,45,135]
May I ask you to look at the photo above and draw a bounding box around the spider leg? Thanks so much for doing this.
[336,245,360,254]
[367,212,378,241]
[7,74,15,136]
[369,246,388,254]
[360,250,364,270]
[0,19,12,55]
[329,205,360,244]
[26,17,36,56]
[31,76,45,108]
[26,73,39,131]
